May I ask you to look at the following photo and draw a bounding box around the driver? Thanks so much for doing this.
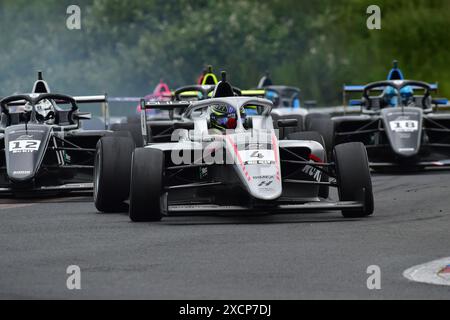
[210,104,246,132]
[35,99,56,124]
[384,86,414,107]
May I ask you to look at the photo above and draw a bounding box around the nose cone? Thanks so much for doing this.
[246,163,282,200]
[382,107,423,158]
[226,133,282,201]
[5,124,50,183]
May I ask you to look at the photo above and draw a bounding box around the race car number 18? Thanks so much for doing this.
[9,140,41,153]
[389,120,418,133]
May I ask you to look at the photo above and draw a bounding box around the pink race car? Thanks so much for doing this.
[136,80,173,114]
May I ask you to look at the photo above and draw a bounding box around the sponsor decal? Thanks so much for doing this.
[12,170,31,175]
[240,149,275,165]
[199,167,208,179]
[9,140,41,153]
[302,164,322,182]
[16,135,34,140]
[389,120,418,133]
[237,143,272,151]
[258,181,273,187]
[10,129,44,134]
[253,175,275,180]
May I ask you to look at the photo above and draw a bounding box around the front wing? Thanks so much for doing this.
[167,200,364,215]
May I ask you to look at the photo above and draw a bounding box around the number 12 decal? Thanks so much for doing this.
[9,140,41,153]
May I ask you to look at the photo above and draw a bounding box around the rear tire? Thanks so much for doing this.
[129,148,165,222]
[286,131,329,199]
[305,113,334,156]
[94,135,135,213]
[334,142,374,218]
[111,123,144,147]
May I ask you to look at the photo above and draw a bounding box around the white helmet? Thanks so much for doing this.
[35,99,55,123]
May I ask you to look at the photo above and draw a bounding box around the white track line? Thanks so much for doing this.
[403,257,450,286]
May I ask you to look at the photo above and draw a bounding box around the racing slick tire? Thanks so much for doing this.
[129,148,165,222]
[334,142,374,218]
[286,131,329,199]
[305,113,334,156]
[105,130,133,139]
[94,135,135,213]
[111,123,144,148]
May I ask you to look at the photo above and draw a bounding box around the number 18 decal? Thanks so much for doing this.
[9,140,41,153]
[389,120,418,133]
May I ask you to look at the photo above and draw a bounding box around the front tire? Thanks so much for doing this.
[94,135,135,213]
[334,142,374,218]
[129,148,165,222]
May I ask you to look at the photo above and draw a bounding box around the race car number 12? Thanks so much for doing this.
[9,140,41,153]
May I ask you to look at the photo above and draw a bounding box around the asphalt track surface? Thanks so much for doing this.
[0,172,450,300]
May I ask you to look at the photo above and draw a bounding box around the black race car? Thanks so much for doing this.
[333,79,450,170]
[0,73,114,195]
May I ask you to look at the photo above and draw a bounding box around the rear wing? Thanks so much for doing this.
[108,97,141,103]
[343,83,439,106]
[73,95,107,104]
[343,83,439,93]
[73,95,109,130]
[240,89,266,98]
[173,86,266,101]
[140,100,191,111]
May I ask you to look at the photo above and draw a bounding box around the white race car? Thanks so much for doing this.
[93,76,374,222]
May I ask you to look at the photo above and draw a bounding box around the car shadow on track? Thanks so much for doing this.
[162,215,367,226]
[95,208,368,226]
[133,210,371,226]
[0,194,93,205]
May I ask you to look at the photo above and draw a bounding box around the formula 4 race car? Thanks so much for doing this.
[94,73,374,221]
[0,72,113,195]
[334,78,449,170]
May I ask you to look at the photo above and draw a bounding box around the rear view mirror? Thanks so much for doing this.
[277,119,298,128]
